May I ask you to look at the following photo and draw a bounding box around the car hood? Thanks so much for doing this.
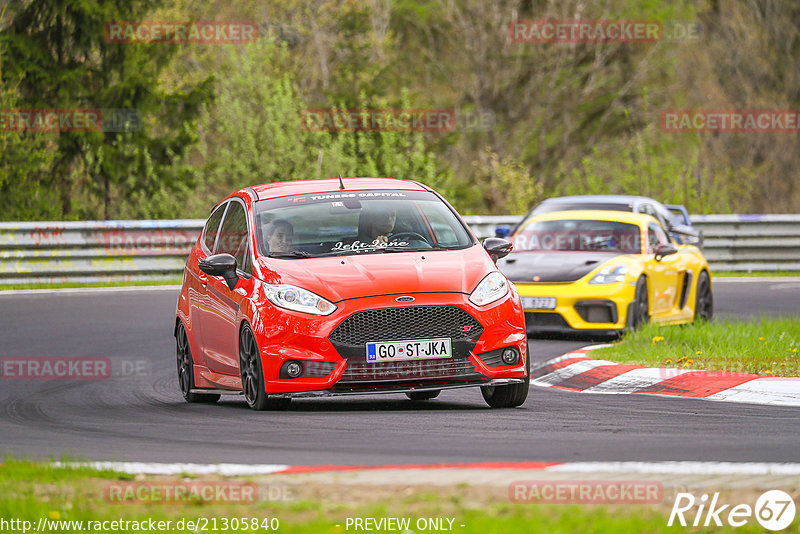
[497,251,625,283]
[256,246,494,302]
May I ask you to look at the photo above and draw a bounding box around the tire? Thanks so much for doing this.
[694,271,714,322]
[239,323,290,411]
[481,350,530,408]
[627,276,650,330]
[406,390,441,401]
[176,322,220,404]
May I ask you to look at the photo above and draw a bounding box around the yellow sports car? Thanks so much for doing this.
[497,210,713,336]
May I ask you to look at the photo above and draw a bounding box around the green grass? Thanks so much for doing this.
[594,318,800,376]
[712,271,800,277]
[0,459,780,533]
[0,278,182,291]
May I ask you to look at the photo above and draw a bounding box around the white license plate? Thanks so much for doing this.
[522,296,557,310]
[366,338,452,363]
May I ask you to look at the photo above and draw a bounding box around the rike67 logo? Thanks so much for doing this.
[669,490,796,531]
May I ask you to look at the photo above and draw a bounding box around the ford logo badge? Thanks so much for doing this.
[395,296,415,303]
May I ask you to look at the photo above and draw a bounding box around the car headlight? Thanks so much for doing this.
[588,264,628,285]
[469,271,509,306]
[263,283,337,315]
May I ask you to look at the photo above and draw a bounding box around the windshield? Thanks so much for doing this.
[512,219,642,254]
[532,202,633,215]
[668,207,689,226]
[253,190,473,257]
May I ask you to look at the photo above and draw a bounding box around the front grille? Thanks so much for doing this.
[476,349,507,367]
[574,300,617,324]
[330,306,482,345]
[337,357,481,385]
[525,312,570,328]
[328,306,483,363]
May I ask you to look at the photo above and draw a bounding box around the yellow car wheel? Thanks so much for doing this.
[628,276,650,330]
[694,271,713,322]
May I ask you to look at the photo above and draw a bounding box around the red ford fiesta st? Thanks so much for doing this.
[174,178,529,410]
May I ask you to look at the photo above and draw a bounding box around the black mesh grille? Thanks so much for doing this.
[476,349,506,367]
[338,358,481,385]
[329,306,483,346]
[525,312,570,328]
[574,301,617,324]
[328,306,484,383]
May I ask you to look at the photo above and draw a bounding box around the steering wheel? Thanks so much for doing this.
[387,231,431,247]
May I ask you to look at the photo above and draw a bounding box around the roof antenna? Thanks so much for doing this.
[338,174,345,190]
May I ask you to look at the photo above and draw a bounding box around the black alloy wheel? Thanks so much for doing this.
[240,323,290,411]
[176,322,220,404]
[480,350,530,408]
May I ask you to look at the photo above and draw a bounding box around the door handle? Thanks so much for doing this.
[198,272,208,286]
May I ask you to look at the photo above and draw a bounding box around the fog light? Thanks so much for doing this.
[501,348,519,365]
[285,361,303,378]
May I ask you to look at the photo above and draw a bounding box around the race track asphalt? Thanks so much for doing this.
[0,279,798,465]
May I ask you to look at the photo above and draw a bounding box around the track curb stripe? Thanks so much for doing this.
[54,462,291,475]
[550,364,646,391]
[583,368,694,394]
[55,461,800,476]
[57,461,563,475]
[531,345,800,406]
[706,377,800,406]
[277,461,562,474]
[529,356,592,377]
[530,358,617,387]
[636,371,760,398]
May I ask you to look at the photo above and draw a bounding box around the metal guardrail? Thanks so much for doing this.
[0,220,204,285]
[465,215,800,272]
[1,215,799,284]
[466,214,800,273]
[688,215,800,271]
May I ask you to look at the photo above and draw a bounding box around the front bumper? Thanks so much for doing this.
[253,291,528,394]
[268,378,525,398]
[515,280,636,333]
[190,378,524,398]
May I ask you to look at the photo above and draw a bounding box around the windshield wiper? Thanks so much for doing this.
[382,246,436,253]
[267,250,312,258]
[325,249,378,256]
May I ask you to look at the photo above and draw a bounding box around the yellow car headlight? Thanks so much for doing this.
[588,264,628,285]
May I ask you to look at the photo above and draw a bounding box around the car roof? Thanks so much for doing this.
[522,209,659,226]
[539,194,660,206]
[247,177,429,200]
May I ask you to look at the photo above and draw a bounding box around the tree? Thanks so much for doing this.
[0,0,214,219]
[0,78,58,220]
[196,38,452,209]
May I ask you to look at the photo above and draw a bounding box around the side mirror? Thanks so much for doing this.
[495,225,511,238]
[199,253,239,290]
[483,237,513,263]
[654,243,678,262]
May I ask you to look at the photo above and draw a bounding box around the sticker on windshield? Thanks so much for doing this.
[331,239,409,252]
